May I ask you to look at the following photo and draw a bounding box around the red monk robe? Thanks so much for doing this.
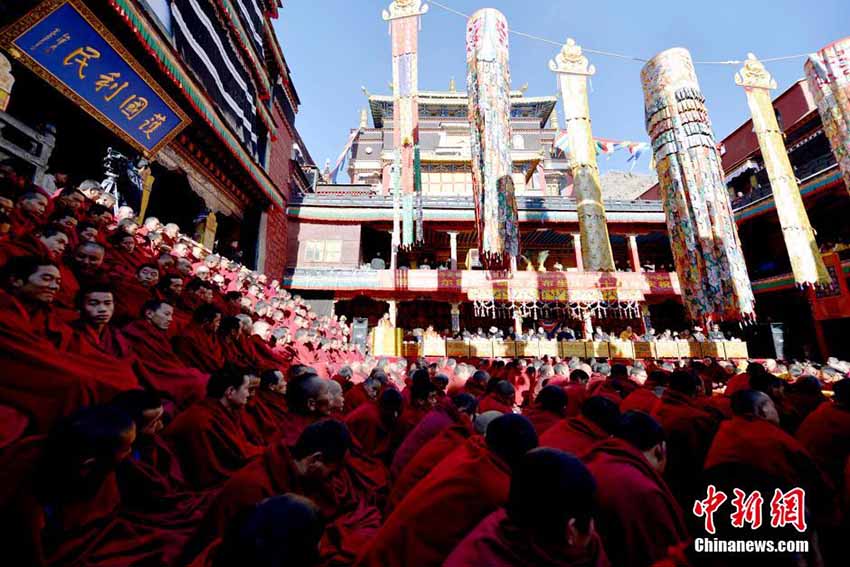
[66,322,141,390]
[584,438,689,567]
[537,415,610,457]
[796,401,850,490]
[0,292,136,432]
[478,392,514,414]
[390,405,457,482]
[704,416,832,521]
[249,333,287,370]
[112,280,155,324]
[523,406,563,436]
[0,436,188,567]
[117,433,217,531]
[620,387,661,414]
[243,388,290,444]
[344,383,375,413]
[564,383,588,417]
[444,508,610,567]
[122,319,208,406]
[172,321,226,373]
[163,399,264,489]
[651,389,721,510]
[345,401,402,464]
[357,436,511,567]
[385,422,474,514]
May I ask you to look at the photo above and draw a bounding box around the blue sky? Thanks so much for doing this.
[274,0,849,177]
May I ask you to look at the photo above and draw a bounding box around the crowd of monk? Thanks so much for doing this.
[1,171,850,567]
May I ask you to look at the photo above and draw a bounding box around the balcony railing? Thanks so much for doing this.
[731,154,838,210]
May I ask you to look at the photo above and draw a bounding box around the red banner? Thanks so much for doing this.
[809,253,850,320]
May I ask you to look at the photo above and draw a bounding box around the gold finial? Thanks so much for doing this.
[382,0,429,21]
[549,107,559,129]
[548,38,595,76]
[359,108,368,129]
[449,76,456,92]
[734,53,777,90]
[520,82,529,94]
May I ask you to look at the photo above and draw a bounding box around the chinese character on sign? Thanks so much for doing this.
[94,72,129,101]
[119,95,148,120]
[730,489,764,529]
[138,113,166,140]
[45,33,71,55]
[769,488,807,532]
[62,46,100,79]
[693,485,728,535]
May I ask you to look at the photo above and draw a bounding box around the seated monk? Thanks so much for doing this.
[385,408,487,515]
[524,385,568,435]
[345,388,404,464]
[620,370,668,414]
[356,414,538,567]
[590,363,639,400]
[538,395,620,456]
[0,257,137,432]
[0,406,189,566]
[703,390,832,550]
[104,230,144,282]
[397,369,439,438]
[463,369,491,398]
[327,379,346,416]
[564,368,589,417]
[478,380,517,413]
[0,224,68,268]
[278,372,334,446]
[444,448,608,567]
[157,273,190,334]
[163,367,264,489]
[187,419,352,560]
[249,319,287,372]
[54,240,106,317]
[651,370,722,512]
[218,315,256,369]
[796,378,850,493]
[111,390,216,528]
[583,411,689,567]
[389,393,477,482]
[243,369,289,444]
[112,262,159,325]
[8,190,47,238]
[344,372,384,413]
[189,494,324,567]
[122,299,208,406]
[173,304,226,373]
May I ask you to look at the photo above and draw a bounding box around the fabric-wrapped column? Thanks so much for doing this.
[465,8,520,270]
[805,37,850,197]
[736,54,828,286]
[641,48,755,324]
[549,39,615,271]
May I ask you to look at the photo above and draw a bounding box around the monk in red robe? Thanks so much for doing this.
[396,369,439,438]
[345,388,404,464]
[564,368,590,417]
[54,240,106,318]
[356,414,538,567]
[163,368,264,489]
[796,378,850,493]
[389,393,477,482]
[651,370,721,511]
[524,385,568,435]
[104,230,145,282]
[478,380,516,413]
[172,304,226,373]
[538,396,620,456]
[122,299,208,405]
[188,494,324,567]
[0,257,136,432]
[344,373,383,413]
[243,369,290,444]
[112,262,159,324]
[584,411,689,567]
[444,448,609,567]
[620,370,668,414]
[111,390,216,529]
[0,406,189,566]
[0,224,68,267]
[8,191,47,238]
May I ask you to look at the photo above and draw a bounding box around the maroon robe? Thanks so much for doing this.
[537,415,610,457]
[172,321,226,373]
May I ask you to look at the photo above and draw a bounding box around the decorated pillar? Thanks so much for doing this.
[571,233,584,271]
[805,38,850,197]
[0,53,14,111]
[549,39,615,271]
[736,54,828,286]
[383,0,427,248]
[627,234,641,272]
[450,302,461,334]
[466,8,520,270]
[641,48,755,324]
[448,231,459,270]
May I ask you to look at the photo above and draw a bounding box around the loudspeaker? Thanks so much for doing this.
[351,317,369,350]
[743,322,785,360]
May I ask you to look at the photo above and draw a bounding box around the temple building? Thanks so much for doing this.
[285,85,685,335]
[0,0,313,273]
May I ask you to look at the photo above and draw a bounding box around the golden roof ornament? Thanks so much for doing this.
[382,0,429,21]
[735,53,777,90]
[548,38,595,76]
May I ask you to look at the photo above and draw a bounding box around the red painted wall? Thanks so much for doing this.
[263,105,295,277]
[287,221,362,269]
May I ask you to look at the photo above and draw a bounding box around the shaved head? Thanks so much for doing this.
[485,414,538,469]
[731,389,779,424]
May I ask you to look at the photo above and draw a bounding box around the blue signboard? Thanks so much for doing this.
[1,0,189,154]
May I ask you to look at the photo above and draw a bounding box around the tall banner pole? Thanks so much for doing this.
[735,54,828,286]
[641,48,755,325]
[549,39,615,271]
[383,0,427,248]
